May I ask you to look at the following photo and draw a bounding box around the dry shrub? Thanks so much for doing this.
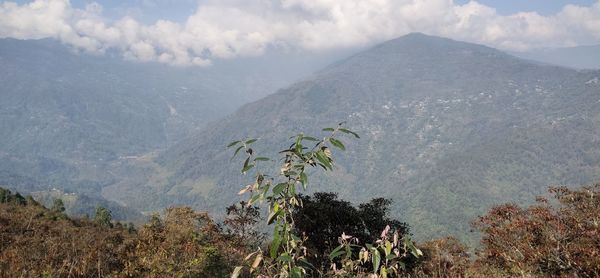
[473,183,600,277]
[0,201,135,277]
[0,199,245,277]
[412,237,471,277]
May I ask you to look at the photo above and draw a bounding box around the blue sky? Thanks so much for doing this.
[456,0,597,15]
[12,0,598,23]
[11,0,197,23]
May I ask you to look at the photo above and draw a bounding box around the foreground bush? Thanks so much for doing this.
[293,192,410,272]
[473,183,600,277]
[124,207,236,277]
[0,188,247,277]
[0,192,135,276]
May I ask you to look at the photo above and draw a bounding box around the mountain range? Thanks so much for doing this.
[0,38,348,196]
[0,37,352,218]
[2,33,600,243]
[102,33,600,243]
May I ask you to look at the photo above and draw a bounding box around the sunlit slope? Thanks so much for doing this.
[110,33,600,242]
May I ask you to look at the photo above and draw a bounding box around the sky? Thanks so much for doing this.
[1,0,599,66]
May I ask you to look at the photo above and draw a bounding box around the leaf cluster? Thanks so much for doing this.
[229,123,359,277]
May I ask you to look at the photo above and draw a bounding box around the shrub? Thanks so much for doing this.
[473,183,600,277]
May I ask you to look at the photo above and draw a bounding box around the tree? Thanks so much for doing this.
[358,198,409,243]
[293,192,410,271]
[224,201,264,248]
[51,198,65,213]
[127,222,136,234]
[94,206,112,228]
[0,188,8,203]
[0,188,26,205]
[13,193,25,205]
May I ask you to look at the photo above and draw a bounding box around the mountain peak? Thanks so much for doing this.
[393,32,439,40]
[372,32,503,56]
[319,33,515,82]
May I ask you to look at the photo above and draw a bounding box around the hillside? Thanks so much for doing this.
[105,33,600,242]
[29,189,145,223]
[0,38,343,199]
[0,187,243,277]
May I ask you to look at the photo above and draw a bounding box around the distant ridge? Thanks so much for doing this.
[512,44,600,69]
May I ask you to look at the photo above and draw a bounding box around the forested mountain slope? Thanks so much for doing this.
[0,38,333,198]
[108,33,600,242]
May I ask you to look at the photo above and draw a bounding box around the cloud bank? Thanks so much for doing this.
[1,0,599,66]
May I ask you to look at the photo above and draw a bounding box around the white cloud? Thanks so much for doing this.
[1,0,599,65]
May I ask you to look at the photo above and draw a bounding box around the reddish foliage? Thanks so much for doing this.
[473,183,600,277]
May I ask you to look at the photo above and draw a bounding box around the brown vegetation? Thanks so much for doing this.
[0,189,248,277]
[0,183,599,277]
[472,184,600,277]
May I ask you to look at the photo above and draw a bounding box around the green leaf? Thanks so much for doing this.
[267,204,281,224]
[245,139,258,145]
[260,183,270,195]
[248,194,261,205]
[329,138,345,150]
[322,127,335,132]
[381,266,388,278]
[231,266,243,278]
[227,141,241,148]
[270,227,282,259]
[345,244,352,259]
[285,170,297,176]
[329,245,345,260]
[290,267,303,278]
[297,258,316,272]
[232,145,244,159]
[277,253,292,262]
[254,157,270,161]
[314,151,332,170]
[405,238,423,257]
[339,128,360,138]
[371,247,381,273]
[301,136,319,141]
[329,250,345,260]
[272,183,287,195]
[385,241,392,256]
[300,172,308,190]
[242,164,254,174]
